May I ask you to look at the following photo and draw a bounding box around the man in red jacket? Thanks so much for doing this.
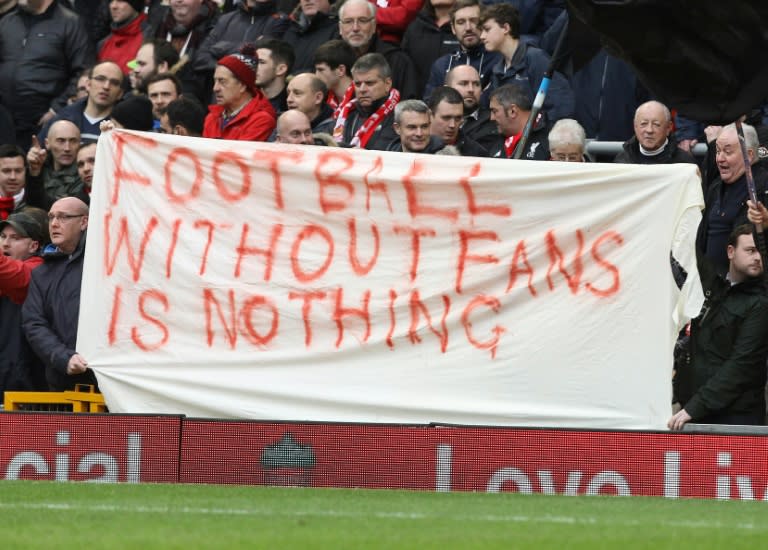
[0,208,48,304]
[203,45,276,141]
[0,208,49,392]
[98,0,148,75]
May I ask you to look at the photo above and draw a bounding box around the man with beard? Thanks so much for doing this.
[423,0,499,100]
[671,224,768,430]
[128,39,180,94]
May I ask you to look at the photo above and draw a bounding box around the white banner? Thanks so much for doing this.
[79,130,704,429]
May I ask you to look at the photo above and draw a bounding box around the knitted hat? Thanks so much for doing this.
[111,95,154,131]
[217,44,260,97]
[126,0,145,14]
[0,208,49,246]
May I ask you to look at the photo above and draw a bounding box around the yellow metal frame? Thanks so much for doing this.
[3,384,106,413]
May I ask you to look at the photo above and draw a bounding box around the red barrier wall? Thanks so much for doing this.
[0,413,181,483]
[3,413,768,500]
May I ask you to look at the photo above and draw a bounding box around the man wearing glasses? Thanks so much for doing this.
[338,0,419,100]
[38,61,125,144]
[22,197,95,391]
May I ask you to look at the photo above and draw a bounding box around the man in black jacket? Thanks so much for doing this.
[283,0,339,74]
[487,83,549,161]
[22,197,95,391]
[696,123,768,275]
[427,86,488,157]
[670,224,768,429]
[384,100,446,154]
[0,0,94,150]
[614,101,697,165]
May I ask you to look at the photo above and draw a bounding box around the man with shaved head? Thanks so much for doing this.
[275,110,314,145]
[445,64,498,150]
[23,197,95,390]
[26,120,84,204]
[286,72,335,134]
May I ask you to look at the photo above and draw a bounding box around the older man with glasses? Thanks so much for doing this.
[22,197,96,391]
[338,0,419,100]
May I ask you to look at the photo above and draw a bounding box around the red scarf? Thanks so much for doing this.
[326,91,339,111]
[333,85,400,148]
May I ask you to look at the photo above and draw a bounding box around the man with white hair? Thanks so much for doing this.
[697,122,768,274]
[338,0,419,99]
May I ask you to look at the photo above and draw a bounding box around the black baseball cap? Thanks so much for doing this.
[0,208,49,245]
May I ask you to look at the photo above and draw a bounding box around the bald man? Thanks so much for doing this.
[286,72,335,134]
[22,197,96,391]
[27,120,85,203]
[614,100,697,165]
[275,110,315,145]
[445,64,498,150]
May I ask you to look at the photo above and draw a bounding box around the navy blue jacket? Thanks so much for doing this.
[22,232,97,391]
[485,41,574,124]
[424,46,501,102]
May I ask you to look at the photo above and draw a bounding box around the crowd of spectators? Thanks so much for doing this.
[2,0,768,428]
